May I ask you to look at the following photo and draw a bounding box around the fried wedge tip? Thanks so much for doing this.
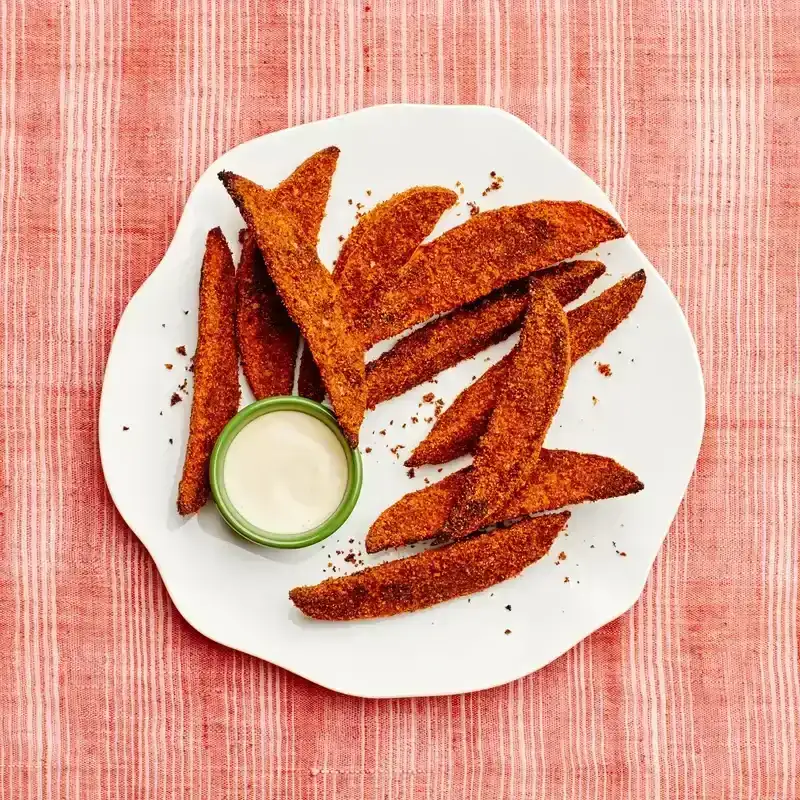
[220,145,339,242]
[271,146,340,240]
[338,186,458,342]
[404,358,504,467]
[540,259,606,304]
[568,268,646,361]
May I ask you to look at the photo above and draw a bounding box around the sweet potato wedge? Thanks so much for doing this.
[220,172,365,446]
[366,450,643,552]
[441,281,571,537]
[235,230,298,398]
[178,228,241,515]
[290,512,570,620]
[298,186,457,401]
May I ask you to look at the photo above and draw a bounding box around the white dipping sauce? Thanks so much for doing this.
[223,411,349,534]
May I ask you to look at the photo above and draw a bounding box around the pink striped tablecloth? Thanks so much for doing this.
[2,1,798,798]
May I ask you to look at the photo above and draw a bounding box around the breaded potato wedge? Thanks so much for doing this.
[442,281,571,537]
[235,146,339,398]
[178,228,241,515]
[406,270,647,467]
[566,269,647,361]
[365,260,604,407]
[236,230,298,398]
[220,172,365,446]
[272,146,340,238]
[290,512,570,620]
[298,186,457,401]
[338,186,459,323]
[366,450,643,552]
[362,201,625,344]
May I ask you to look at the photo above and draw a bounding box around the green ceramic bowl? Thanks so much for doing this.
[209,397,363,549]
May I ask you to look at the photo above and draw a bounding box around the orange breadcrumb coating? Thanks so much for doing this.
[271,146,340,237]
[220,172,365,446]
[567,270,646,360]
[406,270,647,466]
[365,450,643,552]
[177,228,241,515]
[236,230,298,397]
[297,186,457,401]
[365,260,605,407]
[405,358,503,467]
[337,187,459,320]
[235,147,339,398]
[362,201,626,345]
[289,512,570,620]
[442,281,571,537]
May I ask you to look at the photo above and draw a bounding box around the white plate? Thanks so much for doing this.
[100,105,704,698]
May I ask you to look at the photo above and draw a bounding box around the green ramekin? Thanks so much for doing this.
[209,396,363,549]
